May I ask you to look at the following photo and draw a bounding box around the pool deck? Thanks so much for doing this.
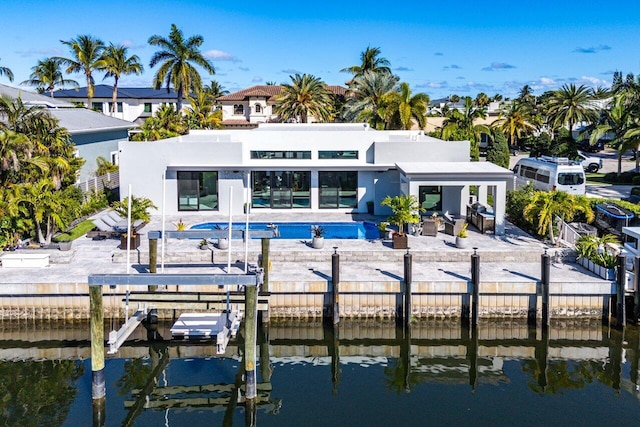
[0,212,609,287]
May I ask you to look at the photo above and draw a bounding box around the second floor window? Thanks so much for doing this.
[144,103,152,113]
[255,103,262,113]
[234,104,244,115]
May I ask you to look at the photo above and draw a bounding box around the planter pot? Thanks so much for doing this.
[392,234,408,249]
[58,241,72,251]
[217,238,229,250]
[312,236,324,249]
[455,236,469,249]
[379,229,387,239]
[199,244,209,250]
[120,234,140,250]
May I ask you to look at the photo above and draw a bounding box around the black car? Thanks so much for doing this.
[579,140,605,152]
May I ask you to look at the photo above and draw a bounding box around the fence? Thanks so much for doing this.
[75,171,119,195]
[555,216,597,248]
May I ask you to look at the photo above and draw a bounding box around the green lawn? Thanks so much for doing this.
[53,220,95,242]
[586,173,608,184]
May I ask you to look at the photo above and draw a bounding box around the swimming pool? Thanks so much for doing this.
[191,221,379,239]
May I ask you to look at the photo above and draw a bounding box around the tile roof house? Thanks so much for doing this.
[217,84,347,128]
[1,84,135,181]
[53,84,181,124]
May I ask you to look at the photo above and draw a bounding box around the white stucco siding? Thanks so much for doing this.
[374,140,470,164]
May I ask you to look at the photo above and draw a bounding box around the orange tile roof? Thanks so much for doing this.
[217,84,347,102]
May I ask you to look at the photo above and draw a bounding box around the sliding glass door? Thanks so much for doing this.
[252,171,310,208]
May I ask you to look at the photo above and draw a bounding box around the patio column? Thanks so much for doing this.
[493,181,507,235]
[477,185,488,206]
[459,185,470,214]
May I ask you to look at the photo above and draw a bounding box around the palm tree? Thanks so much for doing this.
[0,58,14,82]
[0,129,31,184]
[523,191,593,243]
[492,102,536,148]
[474,92,490,108]
[342,71,399,129]
[340,46,391,81]
[148,24,215,112]
[439,97,489,160]
[274,73,334,123]
[203,80,228,100]
[379,82,429,130]
[186,90,222,129]
[546,84,597,141]
[21,58,79,97]
[57,35,106,108]
[101,44,143,114]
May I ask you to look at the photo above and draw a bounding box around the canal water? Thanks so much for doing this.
[2,319,640,426]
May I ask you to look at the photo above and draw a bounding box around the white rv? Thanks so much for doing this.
[512,156,586,195]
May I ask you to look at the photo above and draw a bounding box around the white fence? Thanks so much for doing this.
[75,171,119,195]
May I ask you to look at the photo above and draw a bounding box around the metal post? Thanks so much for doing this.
[616,254,626,328]
[90,286,105,400]
[471,248,480,326]
[541,249,551,327]
[245,284,257,400]
[332,247,340,325]
[403,248,412,325]
[261,238,270,293]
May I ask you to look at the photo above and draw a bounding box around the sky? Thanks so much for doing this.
[1,0,640,100]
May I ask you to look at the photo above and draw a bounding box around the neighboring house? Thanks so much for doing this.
[53,85,181,124]
[217,85,347,128]
[118,123,513,234]
[0,84,135,181]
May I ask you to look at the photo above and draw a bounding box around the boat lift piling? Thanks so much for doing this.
[88,271,263,403]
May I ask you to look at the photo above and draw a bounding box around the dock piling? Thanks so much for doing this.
[332,247,340,325]
[90,286,105,400]
[148,238,158,292]
[541,249,550,327]
[616,255,626,328]
[403,248,412,326]
[244,283,258,400]
[635,255,640,324]
[471,248,480,326]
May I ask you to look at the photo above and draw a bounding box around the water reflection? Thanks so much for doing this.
[0,319,639,426]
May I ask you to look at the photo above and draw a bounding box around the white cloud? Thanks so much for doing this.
[251,76,263,83]
[539,77,555,85]
[581,75,607,85]
[120,39,146,50]
[203,50,241,62]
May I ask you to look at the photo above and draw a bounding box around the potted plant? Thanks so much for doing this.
[112,195,156,250]
[366,200,374,214]
[199,238,209,250]
[381,194,423,249]
[120,233,141,250]
[311,225,325,249]
[57,239,73,251]
[173,218,187,231]
[455,222,469,249]
[377,221,389,239]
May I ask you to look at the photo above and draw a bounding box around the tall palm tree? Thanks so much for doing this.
[340,46,392,81]
[546,84,597,141]
[0,129,31,183]
[101,44,143,114]
[379,82,429,130]
[492,102,536,148]
[274,73,334,123]
[474,92,490,108]
[0,58,14,82]
[21,58,79,97]
[186,90,222,129]
[523,191,593,243]
[342,71,399,129]
[148,24,215,112]
[57,35,106,108]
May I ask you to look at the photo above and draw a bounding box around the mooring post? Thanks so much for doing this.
[616,254,626,328]
[635,255,640,324]
[332,246,340,325]
[261,238,270,293]
[148,238,158,292]
[245,283,258,400]
[90,286,105,401]
[541,248,551,328]
[471,248,480,326]
[403,248,412,326]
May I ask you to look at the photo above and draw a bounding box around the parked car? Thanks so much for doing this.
[578,140,605,153]
[576,151,603,173]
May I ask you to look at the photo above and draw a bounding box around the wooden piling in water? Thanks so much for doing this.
[616,255,626,328]
[541,249,550,327]
[332,247,340,325]
[403,249,412,325]
[148,238,158,292]
[635,255,640,324]
[261,238,270,293]
[471,248,480,326]
[90,286,105,400]
[244,283,257,400]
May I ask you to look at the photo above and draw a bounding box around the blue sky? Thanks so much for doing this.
[2,0,639,99]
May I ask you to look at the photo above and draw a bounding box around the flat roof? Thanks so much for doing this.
[396,161,514,178]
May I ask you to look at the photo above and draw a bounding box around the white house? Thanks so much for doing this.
[217,85,347,128]
[53,85,181,124]
[118,123,514,234]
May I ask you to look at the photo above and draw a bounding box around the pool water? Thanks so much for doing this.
[191,221,379,239]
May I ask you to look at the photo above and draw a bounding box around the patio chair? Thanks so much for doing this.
[86,217,121,239]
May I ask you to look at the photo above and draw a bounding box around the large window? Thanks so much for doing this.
[318,150,358,159]
[108,102,123,113]
[144,103,152,113]
[252,171,310,209]
[91,102,103,112]
[177,171,218,211]
[318,171,357,209]
[251,151,311,159]
[255,103,262,113]
[419,186,442,212]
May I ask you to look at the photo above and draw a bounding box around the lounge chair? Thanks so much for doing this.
[86,218,121,239]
